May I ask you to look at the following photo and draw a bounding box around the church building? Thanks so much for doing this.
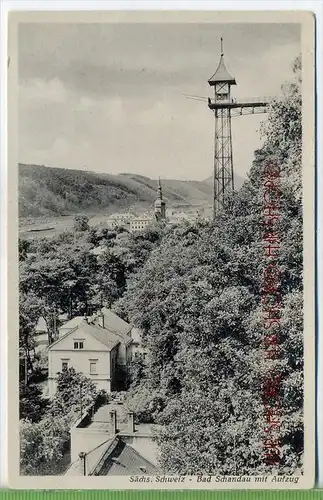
[154,178,166,222]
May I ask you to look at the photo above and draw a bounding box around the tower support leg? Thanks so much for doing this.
[213,107,234,219]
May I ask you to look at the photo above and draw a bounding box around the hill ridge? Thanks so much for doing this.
[19,163,232,219]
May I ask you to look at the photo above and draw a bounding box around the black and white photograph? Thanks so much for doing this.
[7,10,315,488]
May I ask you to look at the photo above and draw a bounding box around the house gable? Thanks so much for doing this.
[58,316,84,336]
[48,324,113,352]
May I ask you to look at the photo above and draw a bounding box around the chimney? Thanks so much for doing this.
[127,411,135,433]
[78,452,87,476]
[84,313,88,324]
[110,410,117,435]
[99,312,105,329]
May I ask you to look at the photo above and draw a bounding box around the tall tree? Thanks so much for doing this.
[19,292,43,378]
[73,214,90,232]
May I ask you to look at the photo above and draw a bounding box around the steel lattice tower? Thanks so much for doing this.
[206,39,270,219]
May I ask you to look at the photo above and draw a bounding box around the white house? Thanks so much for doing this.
[92,308,133,382]
[48,320,120,397]
[94,308,146,363]
[47,308,147,397]
[129,218,152,232]
[65,403,160,476]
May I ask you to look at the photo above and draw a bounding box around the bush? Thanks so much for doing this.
[73,214,89,232]
[19,382,49,423]
[20,414,71,475]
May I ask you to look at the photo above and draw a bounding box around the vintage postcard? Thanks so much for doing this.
[7,10,315,489]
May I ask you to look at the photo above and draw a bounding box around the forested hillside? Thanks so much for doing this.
[18,164,216,218]
[115,56,303,474]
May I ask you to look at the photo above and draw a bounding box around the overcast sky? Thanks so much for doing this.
[18,22,300,181]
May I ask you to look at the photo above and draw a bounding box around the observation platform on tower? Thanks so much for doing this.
[207,95,277,110]
[207,95,280,116]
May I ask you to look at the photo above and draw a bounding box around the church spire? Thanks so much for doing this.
[157,177,163,200]
[154,177,166,221]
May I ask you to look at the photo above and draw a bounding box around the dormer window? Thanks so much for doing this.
[74,340,84,349]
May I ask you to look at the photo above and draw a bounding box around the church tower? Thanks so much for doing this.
[154,178,166,222]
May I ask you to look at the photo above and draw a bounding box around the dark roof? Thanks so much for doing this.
[208,55,236,86]
[65,438,116,476]
[80,322,120,350]
[49,320,120,351]
[58,316,84,330]
[93,438,159,476]
[94,308,132,345]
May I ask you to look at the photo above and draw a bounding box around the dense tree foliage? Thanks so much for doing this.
[51,368,97,417]
[118,58,303,474]
[73,214,90,232]
[19,292,43,376]
[19,224,164,378]
[19,382,49,423]
[20,414,72,475]
[20,368,97,475]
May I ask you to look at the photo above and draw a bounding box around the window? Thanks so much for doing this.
[61,360,69,370]
[74,340,84,349]
[90,361,97,374]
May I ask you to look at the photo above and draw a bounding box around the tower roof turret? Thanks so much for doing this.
[208,38,236,86]
[154,178,166,210]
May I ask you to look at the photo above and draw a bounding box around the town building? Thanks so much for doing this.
[154,178,166,221]
[129,179,167,232]
[106,215,130,231]
[130,327,148,359]
[47,308,146,396]
[65,402,160,476]
[129,217,152,232]
[48,319,120,396]
[92,308,133,383]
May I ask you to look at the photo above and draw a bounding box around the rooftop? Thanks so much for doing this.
[53,308,133,349]
[50,320,121,351]
[67,402,159,476]
[82,322,121,350]
[92,437,159,476]
[95,308,132,343]
[65,437,116,476]
[65,435,159,476]
[82,403,153,436]
[59,316,84,331]
[90,246,106,256]
[208,54,236,86]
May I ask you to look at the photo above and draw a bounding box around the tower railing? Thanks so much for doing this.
[229,95,282,104]
[208,95,284,108]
